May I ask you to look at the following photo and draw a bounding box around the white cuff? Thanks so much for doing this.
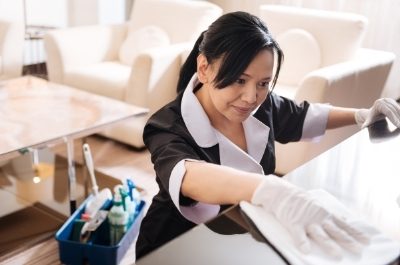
[169,159,220,224]
[301,103,331,142]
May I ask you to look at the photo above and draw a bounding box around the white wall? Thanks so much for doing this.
[67,0,98,26]
[68,0,128,26]
[0,0,131,28]
[0,0,24,23]
[98,0,126,25]
[0,0,68,27]
[25,0,68,28]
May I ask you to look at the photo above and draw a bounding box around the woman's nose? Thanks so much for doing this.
[241,84,257,104]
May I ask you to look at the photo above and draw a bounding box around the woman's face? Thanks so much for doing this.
[197,49,274,125]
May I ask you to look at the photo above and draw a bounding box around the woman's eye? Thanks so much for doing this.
[235,78,246,85]
[258,81,270,89]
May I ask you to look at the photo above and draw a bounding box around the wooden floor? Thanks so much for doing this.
[0,135,158,265]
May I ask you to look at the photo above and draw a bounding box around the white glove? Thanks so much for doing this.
[355,98,400,129]
[251,176,370,258]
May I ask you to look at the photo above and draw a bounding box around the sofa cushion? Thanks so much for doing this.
[64,61,131,101]
[276,28,321,86]
[119,25,170,66]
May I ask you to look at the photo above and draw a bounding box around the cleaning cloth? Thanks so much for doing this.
[240,189,400,265]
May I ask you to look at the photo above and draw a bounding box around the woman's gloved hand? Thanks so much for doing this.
[251,176,370,258]
[355,98,400,129]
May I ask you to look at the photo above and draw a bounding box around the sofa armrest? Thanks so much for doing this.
[125,42,192,113]
[44,24,127,83]
[296,48,395,107]
[0,20,24,78]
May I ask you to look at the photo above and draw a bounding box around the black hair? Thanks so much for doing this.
[177,11,283,93]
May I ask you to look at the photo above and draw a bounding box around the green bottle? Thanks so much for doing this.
[108,192,129,245]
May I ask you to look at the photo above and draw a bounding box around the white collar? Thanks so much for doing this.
[181,74,270,167]
[181,74,218,148]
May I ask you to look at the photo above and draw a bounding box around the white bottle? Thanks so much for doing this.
[108,193,129,245]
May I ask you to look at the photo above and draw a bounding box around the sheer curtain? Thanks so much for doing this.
[209,0,400,99]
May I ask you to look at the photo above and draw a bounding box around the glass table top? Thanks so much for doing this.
[0,76,147,160]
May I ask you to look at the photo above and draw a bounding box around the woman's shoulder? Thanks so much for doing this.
[143,93,198,148]
[254,92,308,122]
[259,92,309,111]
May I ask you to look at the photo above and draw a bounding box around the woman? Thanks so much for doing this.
[135,11,400,259]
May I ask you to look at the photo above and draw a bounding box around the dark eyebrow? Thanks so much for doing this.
[241,72,272,80]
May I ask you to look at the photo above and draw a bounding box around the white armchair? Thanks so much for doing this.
[44,0,222,148]
[259,5,395,175]
[0,19,24,80]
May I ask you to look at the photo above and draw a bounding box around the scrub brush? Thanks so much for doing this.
[82,143,112,218]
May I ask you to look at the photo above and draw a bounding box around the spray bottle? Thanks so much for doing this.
[108,192,129,245]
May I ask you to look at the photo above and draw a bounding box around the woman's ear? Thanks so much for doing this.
[197,54,209,84]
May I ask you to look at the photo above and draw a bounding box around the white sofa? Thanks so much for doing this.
[259,5,395,175]
[44,0,222,148]
[0,19,24,80]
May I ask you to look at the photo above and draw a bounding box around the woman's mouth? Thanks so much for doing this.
[233,106,252,115]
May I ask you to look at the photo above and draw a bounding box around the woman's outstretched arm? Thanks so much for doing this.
[181,161,262,205]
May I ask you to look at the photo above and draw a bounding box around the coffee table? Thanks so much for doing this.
[0,76,147,213]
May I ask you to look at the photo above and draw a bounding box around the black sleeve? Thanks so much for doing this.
[267,93,310,144]
[143,105,201,202]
